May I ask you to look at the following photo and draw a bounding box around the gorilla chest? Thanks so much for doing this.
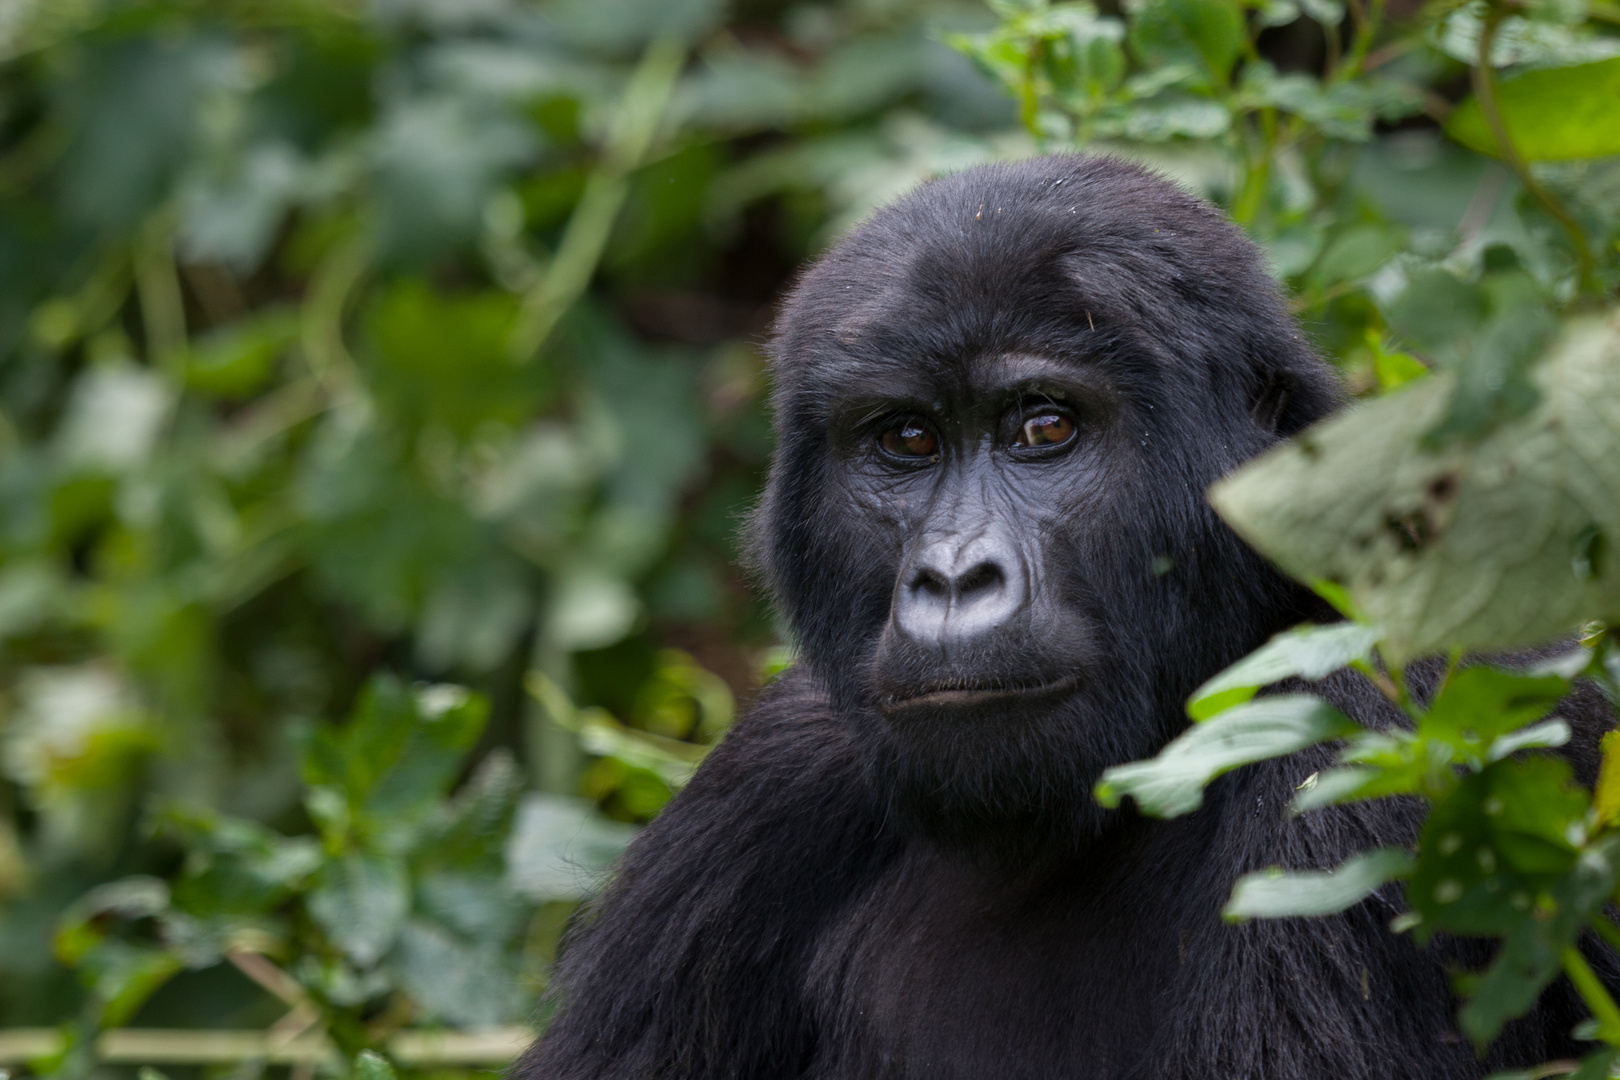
[803,845,1200,1080]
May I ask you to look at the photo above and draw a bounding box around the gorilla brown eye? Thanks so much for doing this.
[1014,410,1076,450]
[878,417,939,459]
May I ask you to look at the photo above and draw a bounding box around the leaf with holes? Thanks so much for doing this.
[1210,314,1620,665]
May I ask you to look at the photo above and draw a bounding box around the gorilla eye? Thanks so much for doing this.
[878,416,940,460]
[1014,409,1077,451]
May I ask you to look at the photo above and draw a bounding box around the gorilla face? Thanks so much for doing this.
[755,156,1340,847]
[841,352,1119,726]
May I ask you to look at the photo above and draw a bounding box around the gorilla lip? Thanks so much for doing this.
[879,674,1080,713]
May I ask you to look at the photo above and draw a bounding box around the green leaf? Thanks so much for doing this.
[1373,344,1428,393]
[1209,314,1620,665]
[55,876,172,965]
[1595,729,1620,825]
[55,37,231,233]
[306,853,409,967]
[79,942,184,1027]
[1117,96,1233,139]
[370,96,534,264]
[354,1050,398,1080]
[365,683,489,828]
[1425,296,1557,445]
[1127,0,1245,88]
[1446,57,1620,162]
[1290,764,1382,812]
[57,363,175,473]
[1419,665,1570,758]
[1224,847,1414,922]
[1305,223,1404,291]
[1456,834,1620,1048]
[1411,758,1589,941]
[1188,622,1381,719]
[1486,718,1570,761]
[1297,0,1344,25]
[505,793,639,902]
[417,749,524,870]
[1335,731,1436,795]
[1095,694,1361,817]
[301,676,489,846]
[182,311,298,400]
[157,805,322,916]
[396,918,521,1026]
[1383,269,1488,354]
[363,282,546,437]
[1566,1046,1620,1080]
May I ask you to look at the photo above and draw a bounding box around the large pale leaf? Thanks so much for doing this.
[1446,57,1620,162]
[1095,694,1360,817]
[1223,847,1414,922]
[1210,314,1620,665]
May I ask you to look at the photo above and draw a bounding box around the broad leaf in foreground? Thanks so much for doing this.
[1095,694,1360,816]
[1209,315,1620,665]
[1223,847,1414,922]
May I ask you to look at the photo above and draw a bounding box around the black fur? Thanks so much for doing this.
[513,155,1614,1079]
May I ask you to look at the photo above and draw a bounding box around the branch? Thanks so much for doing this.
[1471,6,1597,293]
[0,1028,534,1067]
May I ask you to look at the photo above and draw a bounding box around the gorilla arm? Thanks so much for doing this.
[512,669,892,1080]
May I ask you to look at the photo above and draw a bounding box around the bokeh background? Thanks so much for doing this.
[0,0,1616,1072]
[0,0,1027,1053]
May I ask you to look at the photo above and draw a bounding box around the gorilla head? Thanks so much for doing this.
[517,154,1614,1080]
[753,155,1340,849]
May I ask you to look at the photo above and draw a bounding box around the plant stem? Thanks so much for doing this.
[1588,0,1620,24]
[1340,0,1386,80]
[510,35,685,363]
[1591,913,1620,955]
[1389,658,1416,716]
[1563,947,1620,1043]
[299,235,367,394]
[1471,5,1598,294]
[1232,107,1278,225]
[1021,38,1043,135]
[133,212,187,379]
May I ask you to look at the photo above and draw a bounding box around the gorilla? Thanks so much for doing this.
[513,155,1613,1079]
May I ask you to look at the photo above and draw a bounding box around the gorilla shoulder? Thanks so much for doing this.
[515,669,892,1080]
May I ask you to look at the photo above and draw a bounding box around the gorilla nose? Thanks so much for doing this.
[894,536,1027,647]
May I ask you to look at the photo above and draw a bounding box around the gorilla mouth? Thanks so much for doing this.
[879,674,1080,713]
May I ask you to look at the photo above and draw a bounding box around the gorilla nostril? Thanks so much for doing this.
[954,562,1004,599]
[910,566,951,597]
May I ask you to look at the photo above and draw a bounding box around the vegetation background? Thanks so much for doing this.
[0,0,1616,1076]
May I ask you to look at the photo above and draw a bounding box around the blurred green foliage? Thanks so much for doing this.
[0,0,1017,1063]
[1,0,1618,1073]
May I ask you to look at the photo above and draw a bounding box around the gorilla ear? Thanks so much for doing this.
[1250,369,1293,434]
[1248,361,1343,437]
